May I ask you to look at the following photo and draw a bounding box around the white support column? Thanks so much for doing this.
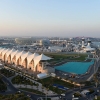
[42,62,44,70]
[34,65,36,72]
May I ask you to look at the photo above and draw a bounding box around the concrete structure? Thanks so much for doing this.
[39,39,50,46]
[15,37,36,45]
[0,47,54,74]
[75,38,95,53]
[83,39,95,52]
[82,38,85,48]
[37,73,49,79]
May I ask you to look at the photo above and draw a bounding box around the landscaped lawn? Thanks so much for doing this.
[0,93,30,100]
[45,53,87,60]
[12,75,38,86]
[44,53,87,65]
[0,68,15,77]
[37,77,79,94]
[19,88,45,95]
[73,92,82,97]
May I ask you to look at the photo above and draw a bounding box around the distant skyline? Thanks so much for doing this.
[0,0,100,37]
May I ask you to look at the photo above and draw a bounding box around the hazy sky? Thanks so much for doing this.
[0,0,100,37]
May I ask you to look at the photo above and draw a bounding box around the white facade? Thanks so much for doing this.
[0,47,52,73]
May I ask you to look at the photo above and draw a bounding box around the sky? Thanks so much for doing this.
[0,0,100,37]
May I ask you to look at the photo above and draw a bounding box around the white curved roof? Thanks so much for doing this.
[21,51,32,64]
[10,50,19,61]
[27,53,39,66]
[6,49,16,59]
[34,53,51,68]
[2,48,7,54]
[5,49,12,60]
[2,49,11,58]
[0,48,6,53]
[0,47,52,68]
[15,50,26,61]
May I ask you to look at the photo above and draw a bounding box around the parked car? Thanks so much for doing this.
[61,94,65,96]
[17,91,21,93]
[27,94,31,97]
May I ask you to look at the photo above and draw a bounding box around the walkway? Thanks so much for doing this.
[14,84,59,100]
[5,70,59,100]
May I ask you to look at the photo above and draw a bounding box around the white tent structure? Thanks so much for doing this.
[27,53,39,68]
[0,48,6,59]
[37,73,48,79]
[6,49,16,61]
[0,48,6,53]
[2,49,11,60]
[0,47,54,73]
[15,50,26,62]
[21,51,32,64]
[10,50,19,61]
[34,53,52,71]
[82,39,95,52]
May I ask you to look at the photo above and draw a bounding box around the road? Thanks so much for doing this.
[1,49,100,100]
[0,74,63,100]
[0,76,99,100]
[0,72,99,100]
[0,74,40,100]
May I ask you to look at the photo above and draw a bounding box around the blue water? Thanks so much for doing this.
[55,61,94,74]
